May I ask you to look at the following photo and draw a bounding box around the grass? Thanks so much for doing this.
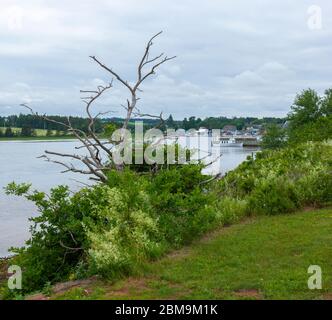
[0,128,109,141]
[0,127,57,135]
[43,208,332,300]
[0,127,71,141]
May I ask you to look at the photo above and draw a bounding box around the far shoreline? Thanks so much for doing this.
[0,136,76,142]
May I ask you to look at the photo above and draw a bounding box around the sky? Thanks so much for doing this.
[0,0,331,119]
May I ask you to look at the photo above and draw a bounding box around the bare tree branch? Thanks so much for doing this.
[21,32,176,182]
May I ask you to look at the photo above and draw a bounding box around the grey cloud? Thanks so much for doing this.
[0,0,331,118]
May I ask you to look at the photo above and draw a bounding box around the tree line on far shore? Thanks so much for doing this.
[0,113,284,138]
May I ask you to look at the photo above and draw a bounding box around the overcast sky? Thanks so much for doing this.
[0,0,331,119]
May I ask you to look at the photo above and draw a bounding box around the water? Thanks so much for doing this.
[0,139,258,257]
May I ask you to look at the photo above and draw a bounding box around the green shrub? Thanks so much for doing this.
[4,165,217,294]
[247,177,299,215]
[215,197,248,225]
[148,164,217,245]
[86,186,160,277]
[5,177,161,293]
[296,170,332,206]
[217,141,332,214]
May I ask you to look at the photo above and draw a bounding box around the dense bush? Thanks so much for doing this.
[4,165,218,294]
[261,124,286,150]
[247,177,299,215]
[217,142,332,215]
[148,164,217,246]
[296,170,332,206]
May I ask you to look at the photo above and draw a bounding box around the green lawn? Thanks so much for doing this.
[50,208,332,300]
[0,127,54,135]
[0,127,71,140]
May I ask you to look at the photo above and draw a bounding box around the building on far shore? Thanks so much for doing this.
[222,125,237,134]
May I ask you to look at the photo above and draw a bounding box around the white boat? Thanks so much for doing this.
[212,137,243,147]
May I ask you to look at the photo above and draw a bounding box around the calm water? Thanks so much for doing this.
[0,139,258,257]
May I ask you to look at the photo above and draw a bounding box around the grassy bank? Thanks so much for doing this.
[23,207,331,300]
[2,141,331,298]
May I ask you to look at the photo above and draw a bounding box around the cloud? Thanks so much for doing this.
[0,0,331,118]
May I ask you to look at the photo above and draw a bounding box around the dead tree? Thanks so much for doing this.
[22,31,176,183]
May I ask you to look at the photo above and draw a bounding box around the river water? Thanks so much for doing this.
[0,139,258,257]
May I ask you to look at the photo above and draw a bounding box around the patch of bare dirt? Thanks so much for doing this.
[26,293,50,300]
[166,247,191,260]
[27,276,154,300]
[52,277,98,294]
[234,289,263,300]
[303,206,318,212]
[26,277,99,300]
[104,277,191,300]
[322,293,332,300]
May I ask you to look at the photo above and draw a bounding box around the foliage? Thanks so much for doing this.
[288,88,321,127]
[0,114,104,133]
[296,169,332,206]
[1,114,285,136]
[4,127,14,137]
[20,126,36,137]
[147,164,216,245]
[287,88,332,144]
[0,127,68,138]
[261,124,286,150]
[3,165,215,294]
[247,177,299,215]
[214,196,248,225]
[180,116,283,131]
[288,115,332,144]
[3,141,332,296]
[217,142,332,215]
[85,187,160,277]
